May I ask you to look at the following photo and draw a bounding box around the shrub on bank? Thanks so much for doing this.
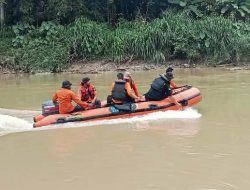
[0,11,250,73]
[15,44,69,73]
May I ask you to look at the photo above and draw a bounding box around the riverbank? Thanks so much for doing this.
[63,60,250,74]
[1,58,250,75]
[62,59,196,74]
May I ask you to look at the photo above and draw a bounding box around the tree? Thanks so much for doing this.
[0,0,5,28]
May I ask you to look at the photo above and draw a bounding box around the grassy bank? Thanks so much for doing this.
[1,11,250,73]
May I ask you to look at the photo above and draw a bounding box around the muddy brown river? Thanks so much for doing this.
[0,68,250,190]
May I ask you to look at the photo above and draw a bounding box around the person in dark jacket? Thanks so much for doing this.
[165,67,178,89]
[143,67,182,107]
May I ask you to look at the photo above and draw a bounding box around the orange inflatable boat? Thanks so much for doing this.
[33,86,202,128]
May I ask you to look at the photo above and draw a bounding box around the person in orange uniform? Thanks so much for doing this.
[52,80,89,114]
[111,73,139,104]
[78,77,101,108]
[123,71,140,96]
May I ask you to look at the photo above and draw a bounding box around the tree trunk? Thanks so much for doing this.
[0,2,4,28]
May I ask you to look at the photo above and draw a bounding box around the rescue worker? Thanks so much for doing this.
[143,67,182,107]
[78,77,101,108]
[111,73,139,104]
[165,67,178,89]
[124,71,140,96]
[52,80,89,114]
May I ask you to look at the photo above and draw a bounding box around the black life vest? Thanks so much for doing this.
[146,74,172,100]
[112,81,131,102]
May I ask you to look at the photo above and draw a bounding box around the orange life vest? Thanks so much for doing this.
[79,85,96,102]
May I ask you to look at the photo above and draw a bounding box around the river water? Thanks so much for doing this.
[0,68,250,190]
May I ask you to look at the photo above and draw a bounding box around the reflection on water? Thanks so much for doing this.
[49,128,93,157]
[0,68,250,190]
[131,116,200,137]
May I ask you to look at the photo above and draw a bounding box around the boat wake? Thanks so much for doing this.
[0,114,33,136]
[59,108,202,129]
[0,108,201,136]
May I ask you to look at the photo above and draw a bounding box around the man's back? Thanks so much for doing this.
[53,88,75,114]
[145,75,171,101]
[111,80,137,104]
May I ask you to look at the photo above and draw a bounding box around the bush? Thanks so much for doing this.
[64,18,108,58]
[15,44,69,73]
[1,12,250,73]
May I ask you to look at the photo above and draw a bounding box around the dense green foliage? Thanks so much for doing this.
[0,1,250,72]
[1,0,250,25]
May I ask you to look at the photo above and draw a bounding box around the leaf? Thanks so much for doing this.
[238,9,246,17]
[13,28,19,35]
[189,5,203,17]
[221,6,230,14]
[232,4,238,9]
[168,0,180,5]
[180,1,187,7]
[205,39,210,48]
[191,0,205,4]
[240,5,250,14]
[19,36,24,40]
[199,32,205,39]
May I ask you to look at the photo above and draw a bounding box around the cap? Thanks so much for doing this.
[81,77,90,84]
[62,80,72,88]
[166,67,174,73]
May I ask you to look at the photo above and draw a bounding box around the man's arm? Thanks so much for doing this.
[77,87,82,99]
[169,95,182,108]
[125,83,137,99]
[72,92,89,108]
[131,80,140,96]
[170,80,177,89]
[111,83,115,92]
[92,86,97,102]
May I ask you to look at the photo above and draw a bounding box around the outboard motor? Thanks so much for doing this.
[42,100,59,115]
